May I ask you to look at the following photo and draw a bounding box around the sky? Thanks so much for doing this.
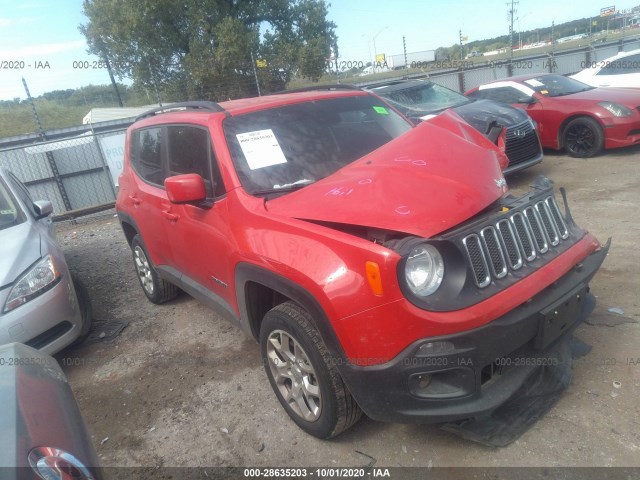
[0,0,637,100]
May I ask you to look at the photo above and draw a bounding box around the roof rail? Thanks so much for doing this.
[135,101,227,122]
[270,84,361,95]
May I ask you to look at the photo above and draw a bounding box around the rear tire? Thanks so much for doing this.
[260,301,362,439]
[563,116,604,158]
[131,234,178,304]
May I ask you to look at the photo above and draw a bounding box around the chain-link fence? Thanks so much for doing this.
[0,128,127,218]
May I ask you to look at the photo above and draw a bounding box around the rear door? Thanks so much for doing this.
[126,127,173,266]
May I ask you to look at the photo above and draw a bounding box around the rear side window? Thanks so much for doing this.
[130,127,164,185]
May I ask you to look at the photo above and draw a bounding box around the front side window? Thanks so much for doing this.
[166,125,226,197]
[223,95,412,195]
[0,178,25,231]
[130,127,164,185]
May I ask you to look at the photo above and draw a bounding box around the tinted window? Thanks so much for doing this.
[166,126,225,197]
[223,95,412,195]
[131,127,164,185]
[0,177,26,231]
[473,87,527,104]
[597,54,640,75]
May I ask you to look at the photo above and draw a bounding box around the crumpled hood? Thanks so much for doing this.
[0,222,41,288]
[267,114,507,238]
[452,99,530,134]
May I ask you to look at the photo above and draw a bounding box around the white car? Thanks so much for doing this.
[570,49,640,88]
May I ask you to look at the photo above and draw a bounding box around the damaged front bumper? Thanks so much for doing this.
[340,240,609,442]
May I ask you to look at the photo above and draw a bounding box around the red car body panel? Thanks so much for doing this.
[466,75,640,151]
[267,118,507,238]
[116,89,608,431]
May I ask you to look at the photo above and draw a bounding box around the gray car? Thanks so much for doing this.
[0,167,90,354]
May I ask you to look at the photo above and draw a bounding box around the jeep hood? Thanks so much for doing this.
[0,222,42,289]
[267,115,506,238]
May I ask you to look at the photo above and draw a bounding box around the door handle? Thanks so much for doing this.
[162,210,179,221]
[128,195,141,206]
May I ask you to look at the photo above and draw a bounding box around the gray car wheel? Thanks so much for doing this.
[260,301,362,439]
[130,235,178,304]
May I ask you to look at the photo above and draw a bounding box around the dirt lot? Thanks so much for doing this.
[55,147,640,472]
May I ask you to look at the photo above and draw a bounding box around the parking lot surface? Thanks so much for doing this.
[57,148,640,470]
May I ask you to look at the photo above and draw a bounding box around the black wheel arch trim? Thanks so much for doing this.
[116,211,141,245]
[234,262,348,364]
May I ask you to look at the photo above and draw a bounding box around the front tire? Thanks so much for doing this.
[131,234,178,304]
[563,116,604,158]
[260,301,362,439]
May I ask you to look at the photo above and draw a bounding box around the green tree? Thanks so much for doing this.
[80,0,337,101]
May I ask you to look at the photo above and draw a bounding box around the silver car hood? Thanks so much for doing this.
[0,222,41,289]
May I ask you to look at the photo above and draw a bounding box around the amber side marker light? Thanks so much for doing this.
[365,261,384,296]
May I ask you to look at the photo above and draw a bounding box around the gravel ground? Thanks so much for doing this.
[54,148,640,473]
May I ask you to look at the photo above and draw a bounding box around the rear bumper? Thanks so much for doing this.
[340,242,608,424]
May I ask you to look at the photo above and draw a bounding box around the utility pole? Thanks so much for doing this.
[96,38,123,107]
[507,0,518,68]
[459,30,464,60]
[403,36,408,73]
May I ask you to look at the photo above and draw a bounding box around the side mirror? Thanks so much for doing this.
[33,200,53,219]
[516,96,536,105]
[165,174,206,204]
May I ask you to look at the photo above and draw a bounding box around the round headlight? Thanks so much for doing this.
[404,244,444,296]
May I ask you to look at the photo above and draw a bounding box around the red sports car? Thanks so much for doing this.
[465,73,640,157]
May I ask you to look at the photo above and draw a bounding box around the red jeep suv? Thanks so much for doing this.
[116,87,608,443]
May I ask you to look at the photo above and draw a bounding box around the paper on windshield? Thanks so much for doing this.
[524,79,545,87]
[236,129,287,170]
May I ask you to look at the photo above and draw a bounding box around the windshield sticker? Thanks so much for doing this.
[524,79,545,87]
[236,129,288,170]
[540,89,549,95]
[373,106,389,115]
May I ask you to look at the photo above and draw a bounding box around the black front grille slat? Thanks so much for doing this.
[463,234,491,288]
[496,219,523,270]
[524,207,549,253]
[546,197,569,239]
[462,196,569,288]
[481,227,507,279]
[536,201,560,246]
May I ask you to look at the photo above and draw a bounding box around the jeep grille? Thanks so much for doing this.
[462,196,569,288]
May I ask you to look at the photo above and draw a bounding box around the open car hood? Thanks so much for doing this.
[267,112,507,238]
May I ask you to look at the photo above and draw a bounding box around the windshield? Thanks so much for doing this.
[523,75,594,97]
[223,95,412,195]
[374,82,471,117]
[0,179,25,231]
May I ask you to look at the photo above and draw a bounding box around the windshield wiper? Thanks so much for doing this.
[252,179,315,199]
